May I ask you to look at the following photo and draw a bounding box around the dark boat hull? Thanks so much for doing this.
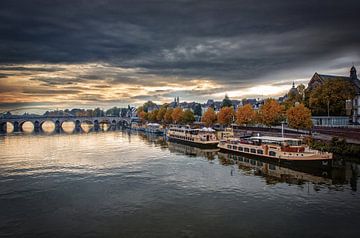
[168,137,218,149]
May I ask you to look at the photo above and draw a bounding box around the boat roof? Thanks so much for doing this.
[147,123,160,126]
[249,136,302,142]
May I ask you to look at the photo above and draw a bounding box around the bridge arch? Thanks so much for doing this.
[80,120,94,133]
[19,120,34,133]
[40,120,56,133]
[0,121,7,133]
[61,120,75,133]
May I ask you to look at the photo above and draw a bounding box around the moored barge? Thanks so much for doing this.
[218,136,333,167]
[167,126,219,148]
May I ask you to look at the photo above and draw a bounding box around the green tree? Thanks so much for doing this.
[221,94,233,108]
[309,79,356,116]
[182,110,195,124]
[284,84,306,109]
[156,107,167,122]
[194,103,202,116]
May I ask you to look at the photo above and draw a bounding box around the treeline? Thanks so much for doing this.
[201,98,312,130]
[306,137,360,157]
[285,80,356,116]
[138,98,313,131]
[43,107,128,117]
[137,106,196,124]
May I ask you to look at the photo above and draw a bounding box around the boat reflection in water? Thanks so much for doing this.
[218,151,358,189]
[167,141,219,160]
[164,137,357,190]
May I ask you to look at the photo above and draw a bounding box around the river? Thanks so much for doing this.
[0,130,359,237]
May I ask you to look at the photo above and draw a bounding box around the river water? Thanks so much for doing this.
[0,130,359,237]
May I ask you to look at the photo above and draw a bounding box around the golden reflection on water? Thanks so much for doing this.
[0,132,152,175]
[62,121,75,133]
[41,121,55,133]
[100,123,110,131]
[22,121,34,133]
[6,122,14,133]
[80,122,93,133]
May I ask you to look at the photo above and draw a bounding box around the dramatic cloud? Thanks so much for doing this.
[0,0,359,111]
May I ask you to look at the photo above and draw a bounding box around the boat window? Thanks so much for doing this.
[233,146,237,150]
[244,148,249,152]
[238,147,243,151]
[227,145,232,149]
[269,151,276,156]
[257,149,263,154]
[250,148,256,153]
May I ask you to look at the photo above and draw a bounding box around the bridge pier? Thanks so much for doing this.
[34,121,41,133]
[0,122,6,133]
[13,121,19,132]
[75,120,81,132]
[94,120,99,131]
[55,120,61,133]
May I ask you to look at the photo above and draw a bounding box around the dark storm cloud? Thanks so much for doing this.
[0,0,359,83]
[22,88,82,95]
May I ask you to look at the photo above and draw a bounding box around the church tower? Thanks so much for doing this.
[350,65,357,80]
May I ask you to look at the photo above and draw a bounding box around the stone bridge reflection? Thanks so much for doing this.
[0,116,131,133]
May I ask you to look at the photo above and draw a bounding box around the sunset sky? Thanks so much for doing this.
[1,0,359,113]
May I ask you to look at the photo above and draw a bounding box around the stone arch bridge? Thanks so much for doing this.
[0,116,131,133]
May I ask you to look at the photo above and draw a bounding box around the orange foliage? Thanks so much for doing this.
[258,99,284,127]
[171,107,184,124]
[164,108,173,124]
[286,104,312,130]
[217,106,234,125]
[236,104,256,125]
[201,107,217,127]
[138,111,148,122]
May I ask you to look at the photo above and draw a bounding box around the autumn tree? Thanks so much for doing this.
[171,107,184,124]
[148,109,159,122]
[164,108,173,124]
[286,104,313,130]
[201,107,217,127]
[236,104,256,126]
[138,111,148,123]
[182,109,195,124]
[217,106,234,126]
[308,79,356,116]
[258,99,284,127]
[156,107,167,122]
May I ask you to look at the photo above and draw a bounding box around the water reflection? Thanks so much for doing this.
[168,141,218,160]
[21,121,34,133]
[41,121,55,133]
[0,131,359,237]
[6,122,14,133]
[80,121,93,133]
[62,121,75,133]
